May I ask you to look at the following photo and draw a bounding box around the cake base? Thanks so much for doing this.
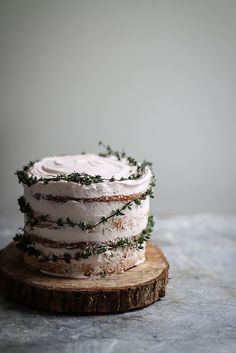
[0,241,169,314]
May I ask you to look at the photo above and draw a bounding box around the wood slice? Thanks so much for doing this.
[0,241,169,314]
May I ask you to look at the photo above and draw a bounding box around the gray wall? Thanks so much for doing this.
[1,0,236,218]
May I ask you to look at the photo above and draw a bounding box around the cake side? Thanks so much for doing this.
[14,144,155,278]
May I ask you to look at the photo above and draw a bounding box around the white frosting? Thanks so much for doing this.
[26,154,152,198]
[24,186,149,236]
[24,185,149,243]
[22,153,152,277]
[26,209,149,243]
[24,187,149,223]
[31,154,137,180]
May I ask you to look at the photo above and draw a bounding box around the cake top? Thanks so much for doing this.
[16,143,154,188]
[31,154,138,180]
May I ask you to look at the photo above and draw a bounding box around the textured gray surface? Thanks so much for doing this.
[0,214,236,353]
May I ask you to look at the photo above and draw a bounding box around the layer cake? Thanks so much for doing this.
[14,146,155,278]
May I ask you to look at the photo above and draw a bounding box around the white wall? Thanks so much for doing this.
[0,0,236,218]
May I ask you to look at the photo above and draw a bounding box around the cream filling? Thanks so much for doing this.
[33,242,141,257]
[26,212,149,243]
[24,185,150,243]
[24,189,149,224]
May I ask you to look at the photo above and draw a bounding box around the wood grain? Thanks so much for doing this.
[0,241,169,314]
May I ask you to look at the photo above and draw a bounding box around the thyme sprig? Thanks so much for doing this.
[98,141,154,181]
[16,167,106,187]
[18,186,154,231]
[15,142,154,186]
[13,215,155,263]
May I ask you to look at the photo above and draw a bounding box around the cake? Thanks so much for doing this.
[14,143,155,278]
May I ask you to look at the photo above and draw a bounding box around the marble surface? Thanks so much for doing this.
[0,214,236,353]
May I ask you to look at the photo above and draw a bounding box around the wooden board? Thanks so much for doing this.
[0,241,169,314]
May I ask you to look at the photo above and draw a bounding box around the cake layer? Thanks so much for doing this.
[27,192,143,203]
[25,154,152,198]
[24,245,146,278]
[27,235,142,255]
[24,210,149,243]
[24,175,151,198]
[25,233,141,248]
[24,188,149,225]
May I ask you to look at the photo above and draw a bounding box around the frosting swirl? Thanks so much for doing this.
[30,154,137,180]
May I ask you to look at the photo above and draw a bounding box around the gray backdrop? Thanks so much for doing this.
[0,0,236,218]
